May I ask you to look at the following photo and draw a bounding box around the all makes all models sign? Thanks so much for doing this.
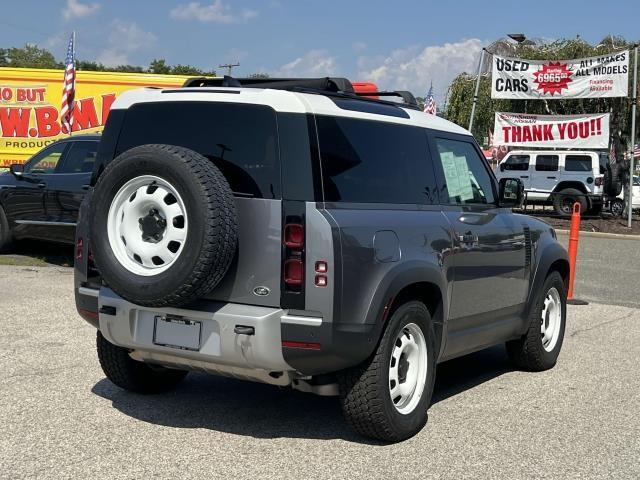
[493,112,610,149]
[491,51,629,99]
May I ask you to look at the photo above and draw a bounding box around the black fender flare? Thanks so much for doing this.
[526,240,569,315]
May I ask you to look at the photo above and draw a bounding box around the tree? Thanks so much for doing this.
[0,44,61,69]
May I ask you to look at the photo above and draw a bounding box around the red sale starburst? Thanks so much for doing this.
[533,62,573,96]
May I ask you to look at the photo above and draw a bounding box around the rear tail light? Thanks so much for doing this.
[76,237,83,260]
[595,177,603,187]
[284,223,304,248]
[283,220,305,293]
[284,259,303,286]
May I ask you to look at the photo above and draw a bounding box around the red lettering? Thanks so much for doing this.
[0,88,12,101]
[543,124,554,140]
[567,122,578,139]
[512,126,522,142]
[532,125,543,142]
[557,122,568,139]
[578,121,590,138]
[0,107,31,137]
[35,106,61,137]
[522,126,532,142]
[101,93,117,125]
[502,126,511,143]
[72,98,99,132]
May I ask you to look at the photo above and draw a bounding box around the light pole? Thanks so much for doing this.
[219,62,240,76]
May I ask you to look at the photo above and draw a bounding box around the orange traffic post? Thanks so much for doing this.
[566,202,588,305]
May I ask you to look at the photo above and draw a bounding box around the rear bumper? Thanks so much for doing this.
[96,288,298,384]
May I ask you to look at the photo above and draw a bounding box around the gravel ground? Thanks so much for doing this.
[1,265,639,479]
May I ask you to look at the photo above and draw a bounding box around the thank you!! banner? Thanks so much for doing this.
[491,51,629,99]
[493,112,610,148]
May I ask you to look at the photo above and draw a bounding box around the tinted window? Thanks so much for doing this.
[26,142,67,174]
[433,137,495,205]
[316,116,437,204]
[565,155,592,172]
[60,141,99,173]
[117,102,280,198]
[503,154,529,171]
[535,155,559,171]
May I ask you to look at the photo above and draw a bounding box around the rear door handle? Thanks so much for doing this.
[547,176,557,179]
[37,182,46,188]
[520,175,529,179]
[82,184,91,190]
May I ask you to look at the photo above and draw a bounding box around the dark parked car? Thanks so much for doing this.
[0,135,100,249]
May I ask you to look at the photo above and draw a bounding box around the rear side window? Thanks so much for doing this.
[565,155,592,172]
[315,116,437,204]
[116,102,280,199]
[535,155,559,171]
[60,141,98,173]
[503,154,530,171]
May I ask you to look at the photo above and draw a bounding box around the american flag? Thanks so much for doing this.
[423,82,436,115]
[634,144,640,159]
[60,33,76,135]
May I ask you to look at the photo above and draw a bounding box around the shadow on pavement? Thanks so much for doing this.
[2,239,74,267]
[91,345,513,442]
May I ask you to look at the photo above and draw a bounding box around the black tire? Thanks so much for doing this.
[89,144,238,307]
[506,271,566,371]
[0,205,12,252]
[339,301,436,442]
[609,162,623,197]
[97,331,188,393]
[553,188,587,217]
[610,198,625,217]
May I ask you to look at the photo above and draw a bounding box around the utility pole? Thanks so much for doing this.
[218,62,240,76]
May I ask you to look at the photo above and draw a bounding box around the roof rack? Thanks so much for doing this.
[181,76,420,111]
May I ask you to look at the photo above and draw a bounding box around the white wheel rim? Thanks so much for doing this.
[107,175,188,276]
[541,287,562,352]
[389,322,428,415]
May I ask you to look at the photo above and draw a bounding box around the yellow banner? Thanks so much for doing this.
[0,67,192,167]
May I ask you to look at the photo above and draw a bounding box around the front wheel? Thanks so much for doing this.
[0,206,12,251]
[338,301,436,442]
[506,271,566,371]
[610,198,624,217]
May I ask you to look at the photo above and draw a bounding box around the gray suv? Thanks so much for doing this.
[74,77,569,442]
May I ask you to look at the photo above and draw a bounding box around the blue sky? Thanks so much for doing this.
[1,0,638,102]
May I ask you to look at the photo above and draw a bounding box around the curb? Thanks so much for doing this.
[556,229,640,240]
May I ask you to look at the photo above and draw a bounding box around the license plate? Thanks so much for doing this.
[153,315,202,351]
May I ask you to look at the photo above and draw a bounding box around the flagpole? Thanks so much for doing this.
[70,30,75,137]
[468,48,486,135]
[628,46,638,228]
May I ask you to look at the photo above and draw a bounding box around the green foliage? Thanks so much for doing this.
[0,44,62,69]
[444,36,639,147]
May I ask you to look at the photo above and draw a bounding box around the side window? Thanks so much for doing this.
[535,155,559,171]
[565,155,592,172]
[25,143,67,174]
[60,141,99,173]
[316,116,437,204]
[433,137,495,205]
[503,154,530,171]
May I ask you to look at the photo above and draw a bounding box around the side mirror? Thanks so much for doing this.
[9,163,24,178]
[498,178,524,208]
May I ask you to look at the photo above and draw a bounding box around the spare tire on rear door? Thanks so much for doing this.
[89,144,238,307]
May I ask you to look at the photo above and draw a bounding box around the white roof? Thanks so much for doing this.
[111,86,470,136]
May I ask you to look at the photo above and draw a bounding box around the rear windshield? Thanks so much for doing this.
[115,102,280,199]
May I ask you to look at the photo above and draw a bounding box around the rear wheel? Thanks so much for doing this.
[96,331,188,393]
[610,198,624,217]
[506,271,566,371]
[339,301,436,442]
[0,206,11,251]
[553,188,587,217]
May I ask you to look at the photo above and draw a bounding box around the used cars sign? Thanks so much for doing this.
[491,51,629,99]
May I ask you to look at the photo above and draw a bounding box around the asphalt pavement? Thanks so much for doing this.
[1,264,639,479]
[557,231,640,308]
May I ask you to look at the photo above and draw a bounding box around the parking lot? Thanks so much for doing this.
[1,233,639,479]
